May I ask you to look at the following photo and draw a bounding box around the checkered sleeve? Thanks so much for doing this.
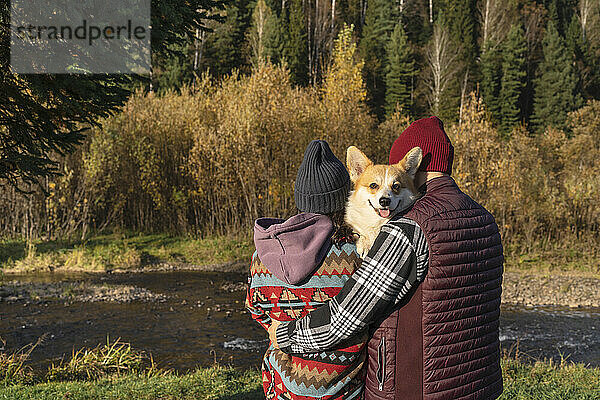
[276,217,429,354]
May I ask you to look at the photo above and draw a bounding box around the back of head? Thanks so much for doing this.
[295,140,351,215]
[389,116,454,175]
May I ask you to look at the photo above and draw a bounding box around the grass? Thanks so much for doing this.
[1,232,598,276]
[0,338,39,386]
[1,337,157,387]
[0,233,253,274]
[0,337,263,399]
[44,338,158,382]
[0,367,264,400]
[1,337,598,399]
[503,239,600,277]
[0,358,597,400]
[501,357,600,399]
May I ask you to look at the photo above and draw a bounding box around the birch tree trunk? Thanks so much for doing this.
[424,24,458,115]
[578,0,599,42]
[331,0,335,30]
[579,0,591,41]
[478,0,510,52]
[429,0,433,23]
[459,68,470,125]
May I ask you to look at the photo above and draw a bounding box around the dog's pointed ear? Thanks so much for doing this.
[346,146,372,183]
[396,147,422,179]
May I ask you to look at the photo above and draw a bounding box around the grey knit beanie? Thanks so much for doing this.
[294,140,351,214]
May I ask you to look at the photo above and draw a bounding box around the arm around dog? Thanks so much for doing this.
[275,217,429,354]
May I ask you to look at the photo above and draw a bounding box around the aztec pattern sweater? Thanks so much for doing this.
[246,214,366,400]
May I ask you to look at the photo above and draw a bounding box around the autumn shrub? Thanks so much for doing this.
[450,94,600,249]
[80,26,375,235]
[187,65,313,232]
[451,94,563,246]
[373,110,412,163]
[561,100,600,235]
[84,88,202,233]
[448,93,504,210]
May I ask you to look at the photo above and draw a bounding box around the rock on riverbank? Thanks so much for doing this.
[0,281,167,303]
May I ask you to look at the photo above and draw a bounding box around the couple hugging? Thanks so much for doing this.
[245,117,504,400]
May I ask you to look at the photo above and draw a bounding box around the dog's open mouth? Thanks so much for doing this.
[377,209,391,218]
[369,200,393,218]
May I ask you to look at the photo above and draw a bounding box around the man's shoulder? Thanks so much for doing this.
[408,182,494,221]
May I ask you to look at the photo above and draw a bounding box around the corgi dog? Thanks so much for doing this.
[345,146,423,257]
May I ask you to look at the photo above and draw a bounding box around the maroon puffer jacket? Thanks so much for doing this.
[364,176,504,400]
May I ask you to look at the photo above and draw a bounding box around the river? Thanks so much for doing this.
[1,271,599,371]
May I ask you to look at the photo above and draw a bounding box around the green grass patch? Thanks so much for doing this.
[501,357,600,399]
[0,233,253,274]
[0,366,264,400]
[0,358,598,400]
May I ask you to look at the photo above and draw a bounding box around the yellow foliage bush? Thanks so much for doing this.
[561,100,600,234]
[84,88,200,231]
[450,94,600,248]
[79,28,376,234]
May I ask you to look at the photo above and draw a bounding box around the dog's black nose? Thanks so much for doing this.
[379,197,391,207]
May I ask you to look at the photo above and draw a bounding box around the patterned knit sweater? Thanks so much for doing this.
[246,242,366,400]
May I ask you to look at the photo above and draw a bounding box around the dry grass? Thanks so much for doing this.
[0,337,160,387]
[0,233,253,274]
[0,337,41,385]
[45,338,160,382]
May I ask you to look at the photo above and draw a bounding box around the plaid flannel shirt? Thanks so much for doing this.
[276,216,429,354]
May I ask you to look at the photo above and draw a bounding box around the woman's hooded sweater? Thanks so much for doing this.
[246,213,366,400]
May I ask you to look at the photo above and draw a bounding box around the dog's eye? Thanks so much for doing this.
[369,183,379,190]
[392,182,401,192]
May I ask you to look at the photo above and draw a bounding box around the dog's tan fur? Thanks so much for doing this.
[345,146,422,257]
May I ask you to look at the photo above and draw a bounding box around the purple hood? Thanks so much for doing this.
[253,213,333,285]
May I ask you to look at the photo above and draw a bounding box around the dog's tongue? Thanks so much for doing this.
[378,209,390,218]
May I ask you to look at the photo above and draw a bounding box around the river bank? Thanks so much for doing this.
[2,234,599,308]
[502,271,600,308]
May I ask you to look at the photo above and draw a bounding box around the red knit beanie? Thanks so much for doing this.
[389,116,454,175]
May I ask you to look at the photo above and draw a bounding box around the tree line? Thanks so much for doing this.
[1,1,599,249]
[154,0,599,131]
